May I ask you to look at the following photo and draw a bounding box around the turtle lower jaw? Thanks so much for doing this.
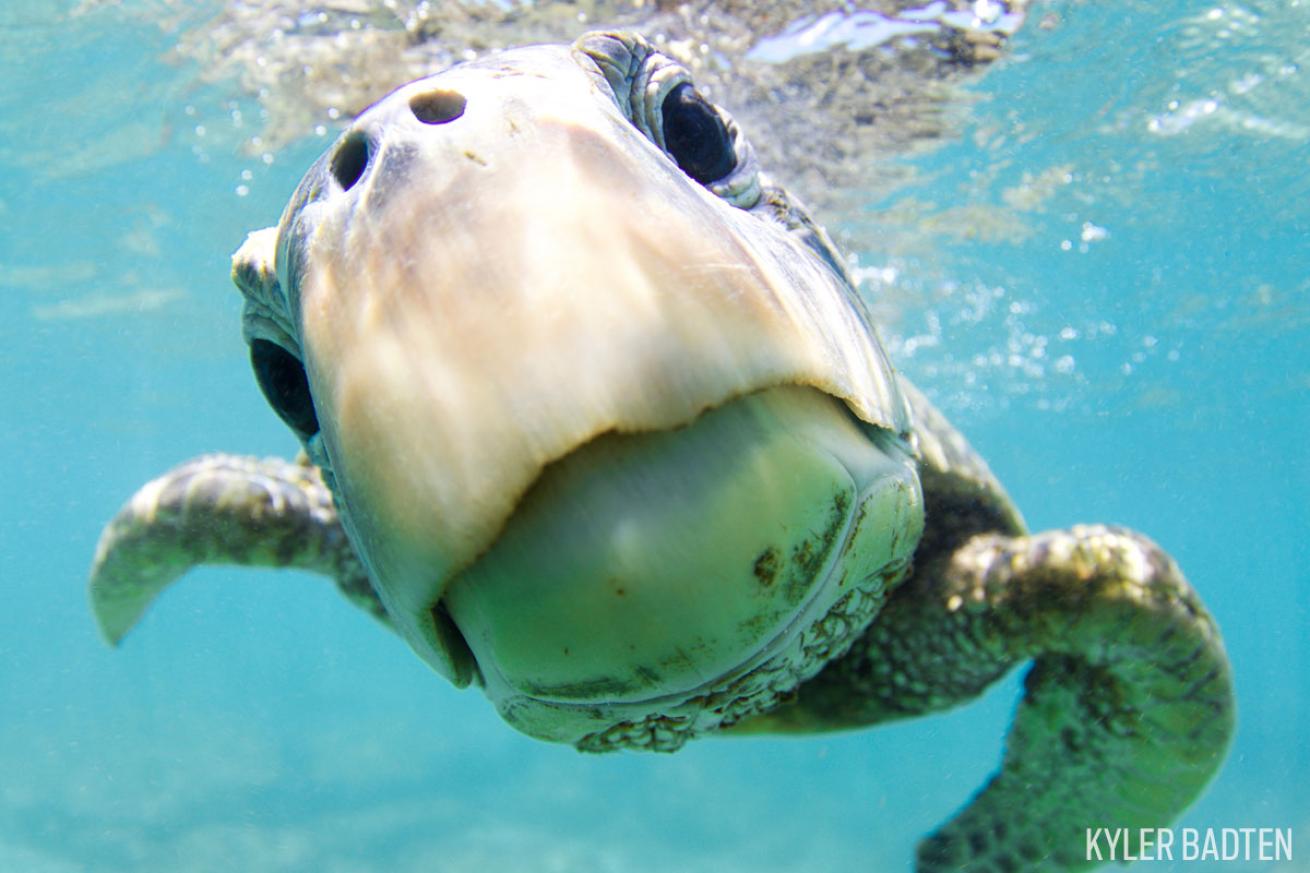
[439,385,924,750]
[572,541,913,753]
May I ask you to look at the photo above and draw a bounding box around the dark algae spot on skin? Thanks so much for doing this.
[753,547,779,587]
[793,540,815,569]
[840,499,869,562]
[634,665,662,687]
[779,488,853,606]
[523,676,640,699]
[659,647,698,674]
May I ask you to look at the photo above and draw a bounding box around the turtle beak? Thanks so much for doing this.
[275,45,918,739]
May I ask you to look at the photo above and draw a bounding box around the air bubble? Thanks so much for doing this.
[1080,222,1108,243]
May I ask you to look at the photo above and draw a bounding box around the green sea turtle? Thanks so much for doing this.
[89,31,1234,871]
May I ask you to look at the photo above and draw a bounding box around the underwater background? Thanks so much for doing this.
[1,1,1306,871]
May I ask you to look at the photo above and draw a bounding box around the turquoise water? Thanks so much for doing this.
[2,2,1307,871]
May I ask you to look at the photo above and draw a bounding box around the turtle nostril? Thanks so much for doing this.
[331,132,370,191]
[410,90,467,125]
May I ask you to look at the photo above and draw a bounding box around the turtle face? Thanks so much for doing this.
[234,32,923,750]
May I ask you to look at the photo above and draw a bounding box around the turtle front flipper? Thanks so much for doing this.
[736,525,1235,872]
[89,454,386,644]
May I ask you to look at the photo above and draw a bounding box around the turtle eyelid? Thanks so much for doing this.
[573,32,760,208]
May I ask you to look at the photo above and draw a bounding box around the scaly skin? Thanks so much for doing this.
[732,526,1234,871]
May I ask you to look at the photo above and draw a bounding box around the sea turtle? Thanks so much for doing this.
[89,31,1234,872]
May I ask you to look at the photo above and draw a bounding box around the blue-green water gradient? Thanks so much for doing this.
[1,2,1306,870]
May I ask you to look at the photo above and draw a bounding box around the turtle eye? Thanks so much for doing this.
[661,83,735,185]
[251,339,320,438]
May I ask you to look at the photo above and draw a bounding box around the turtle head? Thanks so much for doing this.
[232,32,923,751]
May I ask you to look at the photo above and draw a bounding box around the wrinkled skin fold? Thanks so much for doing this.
[88,29,1234,873]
